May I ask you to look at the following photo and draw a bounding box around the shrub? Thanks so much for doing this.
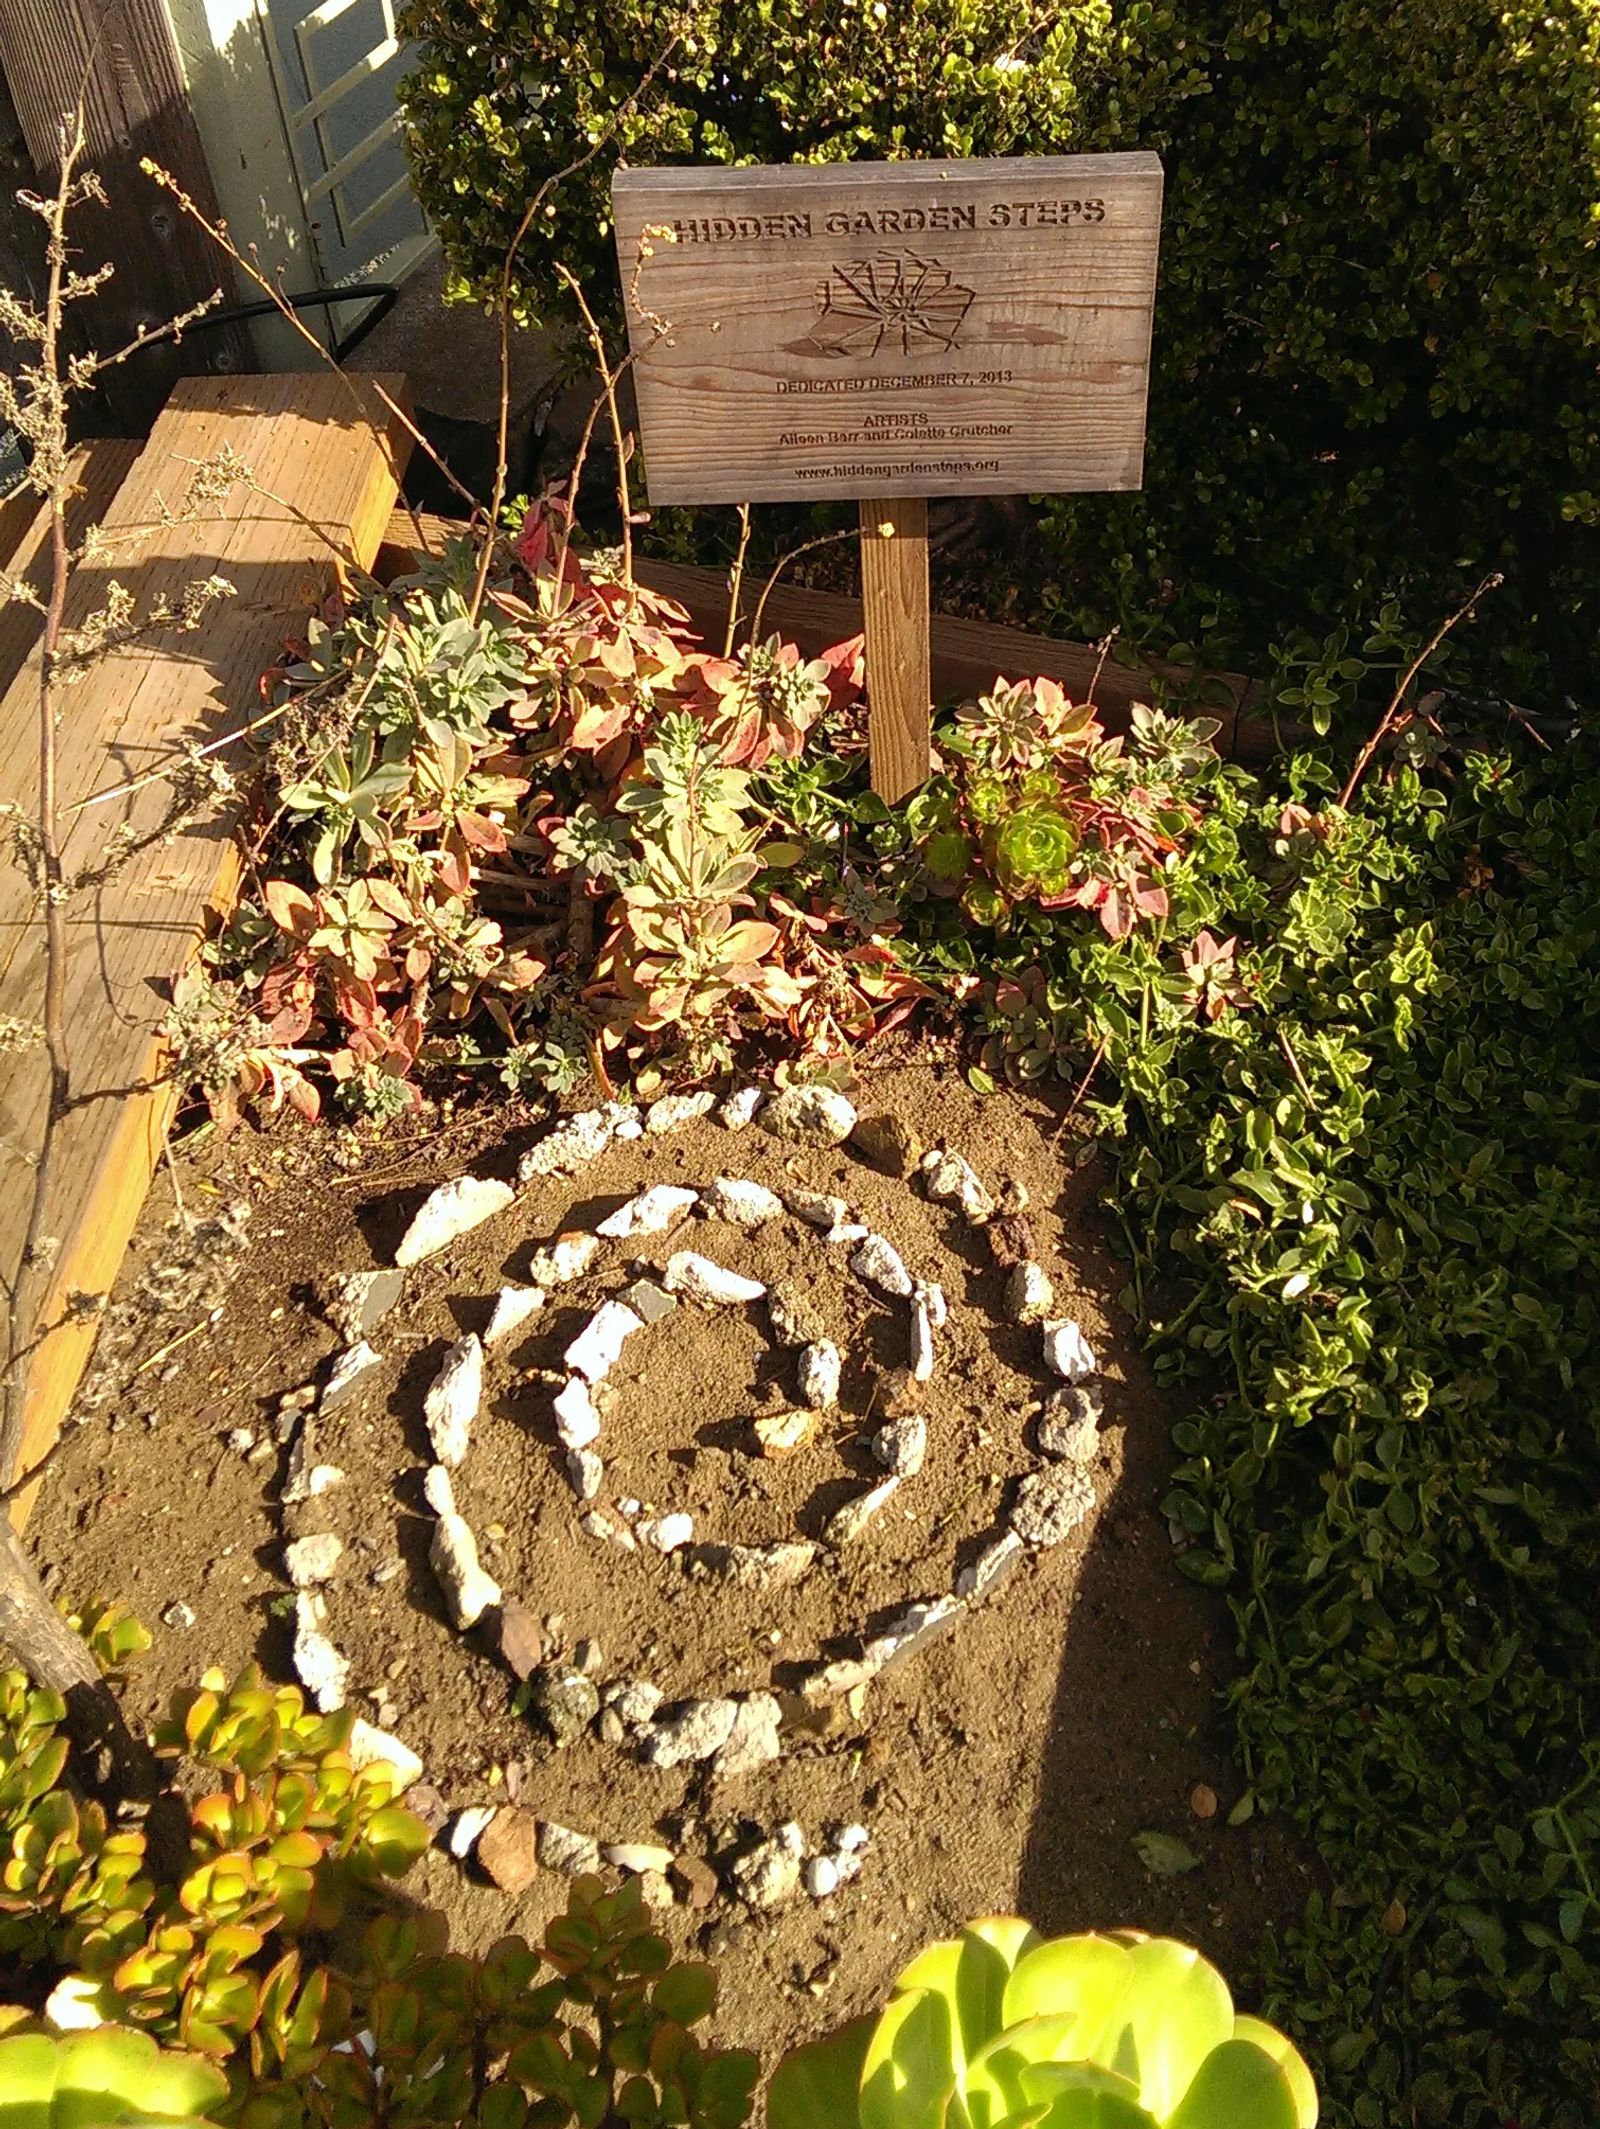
[0,1643,758,2129]
[399,0,1600,688]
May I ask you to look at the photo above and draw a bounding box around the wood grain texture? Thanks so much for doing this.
[859,497,931,800]
[0,0,254,422]
[0,443,141,704]
[376,509,1269,754]
[1,374,410,1515]
[614,154,1162,506]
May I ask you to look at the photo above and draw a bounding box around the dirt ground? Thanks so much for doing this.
[27,1061,1316,2056]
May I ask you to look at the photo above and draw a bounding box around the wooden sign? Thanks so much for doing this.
[611,154,1163,798]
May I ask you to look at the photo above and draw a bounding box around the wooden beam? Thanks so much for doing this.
[375,510,1270,755]
[859,498,931,801]
[0,374,411,1519]
[0,0,254,424]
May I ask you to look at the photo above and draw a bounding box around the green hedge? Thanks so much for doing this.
[398,0,1600,687]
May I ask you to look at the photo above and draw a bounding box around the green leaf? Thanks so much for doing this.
[1166,2040,1300,2129]
[768,2017,874,2129]
[859,1989,958,2129]
[1131,1834,1202,1878]
[653,1964,717,2028]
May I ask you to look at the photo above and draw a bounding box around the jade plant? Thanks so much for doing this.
[767,1920,1317,2129]
[0,2018,228,2128]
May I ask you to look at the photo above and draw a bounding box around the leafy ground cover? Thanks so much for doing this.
[168,518,1597,2125]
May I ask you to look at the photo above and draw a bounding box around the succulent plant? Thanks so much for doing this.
[767,1920,1317,2129]
[0,2019,228,2128]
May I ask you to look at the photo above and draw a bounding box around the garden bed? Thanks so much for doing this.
[33,1059,1314,2057]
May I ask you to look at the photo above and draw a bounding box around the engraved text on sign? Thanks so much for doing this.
[612,155,1163,508]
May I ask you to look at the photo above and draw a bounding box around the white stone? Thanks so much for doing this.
[872,1413,927,1478]
[529,1232,601,1287]
[321,1340,381,1413]
[347,1718,424,1791]
[604,1841,677,1875]
[1038,1386,1101,1466]
[754,1408,819,1458]
[805,1855,841,1899]
[519,1109,615,1181]
[284,1532,343,1588]
[639,1697,739,1768]
[798,1654,883,1706]
[920,1147,995,1224]
[909,1293,936,1382]
[293,1592,349,1712]
[694,1540,818,1591]
[797,1340,842,1410]
[597,1185,699,1239]
[307,1464,344,1496]
[719,1085,763,1129]
[449,1805,497,1859]
[957,1531,1028,1601]
[761,1085,857,1146]
[713,1693,784,1779]
[425,1333,483,1469]
[486,1285,546,1346]
[639,1512,694,1554]
[566,1447,604,1501]
[825,1222,871,1246]
[565,1300,644,1383]
[538,1821,602,1875]
[851,1233,914,1299]
[580,1509,637,1551]
[917,1281,949,1330]
[1006,1261,1056,1326]
[837,1823,870,1855]
[703,1176,785,1227]
[825,1475,901,1544]
[784,1187,852,1229]
[731,1821,805,1909]
[1043,1319,1098,1382]
[395,1176,515,1266]
[552,1375,601,1449]
[646,1091,718,1133]
[425,1464,502,1628]
[664,1252,766,1305]
[605,1679,664,1728]
[1011,1465,1096,1549]
[863,1594,966,1673]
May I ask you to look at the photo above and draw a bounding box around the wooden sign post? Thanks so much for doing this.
[612,153,1162,802]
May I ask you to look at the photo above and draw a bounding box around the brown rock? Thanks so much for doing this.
[1189,1783,1218,1821]
[672,1853,721,1910]
[405,1782,450,1835]
[498,1602,547,1681]
[477,1806,541,1895]
[869,1365,921,1419]
[850,1112,922,1178]
[985,1214,1038,1270]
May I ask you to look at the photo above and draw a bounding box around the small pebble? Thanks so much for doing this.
[871,1414,927,1478]
[597,1185,699,1240]
[719,1086,763,1130]
[664,1252,766,1304]
[761,1085,857,1146]
[537,1820,602,1876]
[1042,1318,1098,1382]
[639,1512,694,1554]
[1006,1261,1056,1326]
[754,1409,819,1458]
[825,1475,901,1545]
[566,1446,604,1501]
[162,1598,196,1631]
[851,1234,914,1299]
[797,1340,842,1410]
[449,1805,498,1860]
